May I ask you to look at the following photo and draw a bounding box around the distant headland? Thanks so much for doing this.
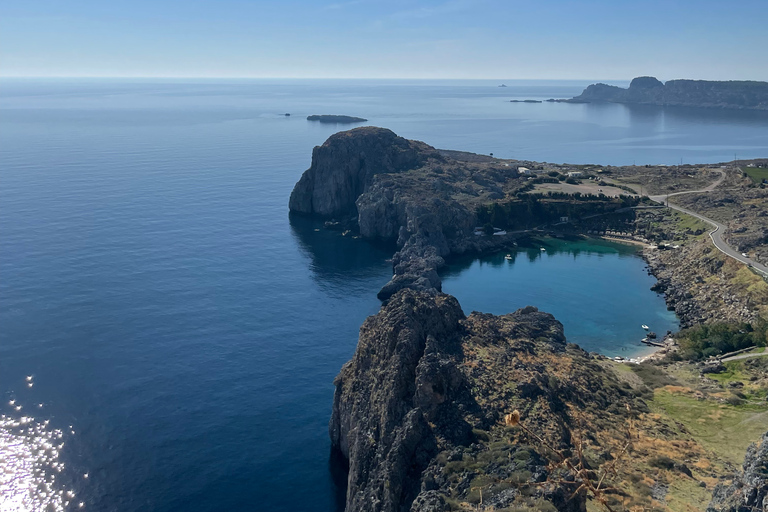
[306,114,367,123]
[555,76,768,110]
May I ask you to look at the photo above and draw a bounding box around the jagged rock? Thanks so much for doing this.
[329,289,646,512]
[289,127,516,300]
[707,430,768,511]
[329,290,469,512]
[289,127,433,217]
[409,491,449,512]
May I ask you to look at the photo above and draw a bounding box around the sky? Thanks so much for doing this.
[1,0,767,80]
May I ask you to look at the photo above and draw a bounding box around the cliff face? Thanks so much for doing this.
[569,76,768,110]
[289,127,526,300]
[708,430,768,512]
[330,289,651,512]
[288,127,433,217]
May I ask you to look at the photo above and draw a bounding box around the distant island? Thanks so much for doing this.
[510,99,542,103]
[559,76,768,110]
[306,114,367,123]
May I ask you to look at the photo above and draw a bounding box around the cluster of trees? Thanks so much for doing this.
[475,193,639,231]
[524,192,640,205]
[673,320,768,360]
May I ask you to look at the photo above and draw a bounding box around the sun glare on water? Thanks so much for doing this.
[1,407,79,511]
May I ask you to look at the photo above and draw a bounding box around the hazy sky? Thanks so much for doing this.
[2,0,766,80]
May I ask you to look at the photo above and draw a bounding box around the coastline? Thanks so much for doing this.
[289,127,768,512]
[439,235,677,362]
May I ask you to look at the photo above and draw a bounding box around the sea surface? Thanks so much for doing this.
[1,79,767,511]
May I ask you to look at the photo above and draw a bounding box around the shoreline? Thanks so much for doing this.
[440,235,677,363]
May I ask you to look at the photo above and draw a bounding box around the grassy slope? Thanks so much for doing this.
[742,166,768,183]
[603,358,768,511]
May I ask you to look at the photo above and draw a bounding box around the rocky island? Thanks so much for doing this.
[560,76,768,110]
[289,127,768,511]
[307,115,368,123]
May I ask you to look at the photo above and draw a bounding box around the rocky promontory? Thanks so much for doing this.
[566,76,768,110]
[289,129,768,511]
[330,289,633,511]
[329,289,743,512]
[289,127,532,300]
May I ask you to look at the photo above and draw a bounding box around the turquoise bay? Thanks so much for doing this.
[441,237,679,358]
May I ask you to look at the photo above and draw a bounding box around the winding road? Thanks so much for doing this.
[647,171,768,278]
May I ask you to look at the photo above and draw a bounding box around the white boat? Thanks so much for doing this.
[504,254,513,260]
[540,247,546,251]
[642,324,649,330]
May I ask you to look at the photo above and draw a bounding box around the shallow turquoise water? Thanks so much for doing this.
[441,238,679,357]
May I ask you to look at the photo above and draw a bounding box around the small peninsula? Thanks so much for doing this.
[290,127,768,512]
[562,76,768,110]
[306,114,368,123]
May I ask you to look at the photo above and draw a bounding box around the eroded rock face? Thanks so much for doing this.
[708,430,768,512]
[329,290,643,512]
[329,290,469,512]
[288,127,433,217]
[290,126,518,300]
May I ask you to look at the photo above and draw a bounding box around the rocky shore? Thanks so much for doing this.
[642,240,763,328]
[289,127,527,300]
[330,290,654,511]
[289,127,768,511]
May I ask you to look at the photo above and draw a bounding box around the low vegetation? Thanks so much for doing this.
[476,193,640,231]
[669,320,768,360]
[741,166,768,184]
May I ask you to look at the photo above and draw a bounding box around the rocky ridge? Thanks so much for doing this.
[330,289,644,512]
[568,76,768,110]
[708,430,768,512]
[289,127,529,300]
[329,289,735,512]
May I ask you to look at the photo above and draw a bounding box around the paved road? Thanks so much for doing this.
[722,351,768,362]
[648,172,768,278]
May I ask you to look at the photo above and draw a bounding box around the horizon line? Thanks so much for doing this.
[0,75,636,81]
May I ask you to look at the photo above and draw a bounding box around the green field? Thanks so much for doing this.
[651,388,768,464]
[742,166,768,183]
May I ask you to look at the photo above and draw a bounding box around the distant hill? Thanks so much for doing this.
[566,76,768,110]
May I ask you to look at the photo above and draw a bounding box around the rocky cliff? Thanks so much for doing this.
[329,289,712,512]
[289,127,527,300]
[569,76,768,110]
[288,127,434,218]
[708,430,768,512]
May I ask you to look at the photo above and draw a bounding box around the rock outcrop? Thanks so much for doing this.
[568,77,768,110]
[330,289,652,512]
[708,430,768,512]
[288,127,433,218]
[289,127,526,300]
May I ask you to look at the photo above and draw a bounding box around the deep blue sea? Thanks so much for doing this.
[2,79,767,511]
